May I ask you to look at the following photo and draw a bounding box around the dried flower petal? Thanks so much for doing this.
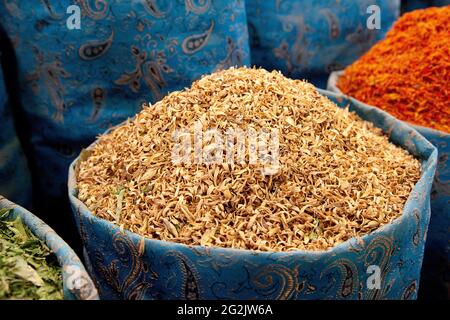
[77,67,421,252]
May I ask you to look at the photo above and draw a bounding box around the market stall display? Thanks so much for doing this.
[0,1,447,302]
[246,0,400,87]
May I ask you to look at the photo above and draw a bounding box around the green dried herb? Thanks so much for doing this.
[0,209,63,300]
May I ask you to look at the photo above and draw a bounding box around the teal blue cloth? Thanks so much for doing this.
[414,126,450,300]
[69,89,437,300]
[327,71,450,300]
[0,55,31,207]
[0,195,98,300]
[246,0,400,88]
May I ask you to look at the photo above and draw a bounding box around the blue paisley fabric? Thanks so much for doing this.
[0,57,32,207]
[246,0,400,88]
[327,71,450,300]
[0,195,99,300]
[411,127,450,300]
[0,0,250,223]
[68,90,437,300]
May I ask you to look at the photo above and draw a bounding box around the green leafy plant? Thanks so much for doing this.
[0,208,63,300]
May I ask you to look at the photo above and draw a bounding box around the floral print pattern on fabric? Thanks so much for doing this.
[68,90,437,300]
[0,0,250,205]
[246,0,400,88]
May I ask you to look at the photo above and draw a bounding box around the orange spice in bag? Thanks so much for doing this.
[338,6,450,133]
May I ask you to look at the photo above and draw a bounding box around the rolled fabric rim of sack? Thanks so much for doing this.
[327,71,450,299]
[0,196,99,300]
[68,88,437,300]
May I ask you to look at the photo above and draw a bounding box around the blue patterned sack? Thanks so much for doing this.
[327,71,450,300]
[246,0,400,88]
[0,195,98,300]
[416,126,450,300]
[0,56,32,207]
[0,0,249,214]
[68,89,437,300]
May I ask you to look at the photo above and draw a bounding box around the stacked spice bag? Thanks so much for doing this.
[327,6,450,299]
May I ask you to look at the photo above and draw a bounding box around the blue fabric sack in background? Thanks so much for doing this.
[0,0,250,245]
[246,0,400,88]
[0,53,32,207]
[415,126,450,300]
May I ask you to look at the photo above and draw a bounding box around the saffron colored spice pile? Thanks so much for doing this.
[77,67,420,252]
[338,6,450,133]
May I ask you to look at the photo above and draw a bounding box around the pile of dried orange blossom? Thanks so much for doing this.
[77,67,420,252]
